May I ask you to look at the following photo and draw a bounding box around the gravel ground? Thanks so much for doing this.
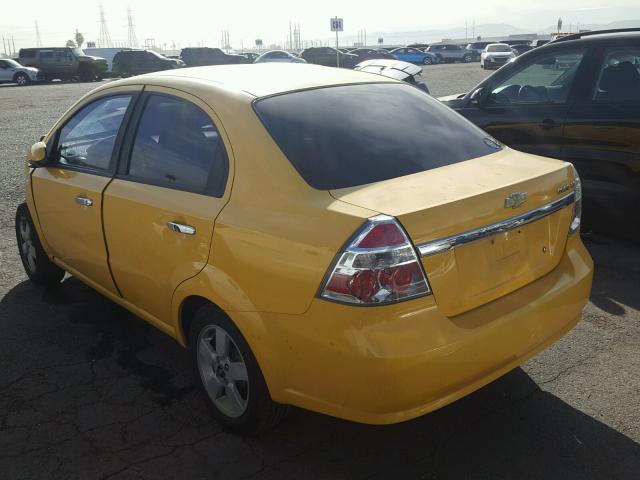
[1,64,639,480]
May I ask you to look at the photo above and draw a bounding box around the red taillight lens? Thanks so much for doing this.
[320,215,431,305]
[357,223,405,248]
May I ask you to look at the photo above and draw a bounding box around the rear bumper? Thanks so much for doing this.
[239,234,593,424]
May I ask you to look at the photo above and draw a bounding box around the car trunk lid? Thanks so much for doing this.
[330,149,577,317]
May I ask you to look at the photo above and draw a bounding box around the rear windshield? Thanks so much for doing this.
[254,83,501,190]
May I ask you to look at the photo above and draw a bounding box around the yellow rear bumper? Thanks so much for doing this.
[238,234,593,424]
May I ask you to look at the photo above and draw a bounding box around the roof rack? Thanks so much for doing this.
[554,27,640,42]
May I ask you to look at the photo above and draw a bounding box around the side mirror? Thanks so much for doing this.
[469,87,486,106]
[29,141,47,164]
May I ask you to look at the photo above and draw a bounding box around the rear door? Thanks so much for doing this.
[459,46,593,159]
[103,87,232,326]
[31,87,141,293]
[563,41,640,238]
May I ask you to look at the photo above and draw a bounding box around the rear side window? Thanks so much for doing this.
[127,94,228,196]
[593,47,640,103]
[254,83,501,190]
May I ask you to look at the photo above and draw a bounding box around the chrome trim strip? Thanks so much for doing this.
[416,192,575,257]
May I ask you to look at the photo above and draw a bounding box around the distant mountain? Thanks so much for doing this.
[539,19,640,34]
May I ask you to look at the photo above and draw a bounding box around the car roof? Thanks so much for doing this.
[109,63,399,98]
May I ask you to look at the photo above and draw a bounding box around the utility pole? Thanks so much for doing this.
[465,20,468,40]
[12,36,16,56]
[35,21,42,47]
[2,37,7,56]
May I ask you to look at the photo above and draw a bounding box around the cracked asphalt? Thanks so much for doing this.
[1,64,639,479]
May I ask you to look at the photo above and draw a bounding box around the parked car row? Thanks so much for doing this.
[4,47,109,85]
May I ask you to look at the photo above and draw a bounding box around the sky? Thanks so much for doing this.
[2,0,640,53]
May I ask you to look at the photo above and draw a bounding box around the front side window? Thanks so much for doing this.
[254,83,501,190]
[489,49,586,104]
[56,95,132,171]
[127,95,228,196]
[39,51,53,59]
[593,47,640,103]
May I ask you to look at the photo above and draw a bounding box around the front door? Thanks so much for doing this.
[459,47,590,160]
[0,60,12,81]
[103,87,232,326]
[31,88,140,293]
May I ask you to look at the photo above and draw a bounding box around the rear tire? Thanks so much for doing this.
[15,203,65,288]
[189,304,288,435]
[14,72,30,86]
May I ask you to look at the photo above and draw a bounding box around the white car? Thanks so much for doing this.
[480,44,516,70]
[0,58,43,86]
[254,50,306,64]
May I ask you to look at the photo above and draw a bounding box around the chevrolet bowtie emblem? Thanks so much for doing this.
[504,192,528,209]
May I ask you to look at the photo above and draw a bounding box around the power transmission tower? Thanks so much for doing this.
[127,8,138,48]
[35,21,42,47]
[98,2,112,47]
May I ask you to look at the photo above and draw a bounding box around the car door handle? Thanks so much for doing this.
[539,119,560,129]
[167,221,196,235]
[75,196,93,207]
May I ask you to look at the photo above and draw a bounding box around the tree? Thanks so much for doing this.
[66,39,76,47]
[75,30,84,48]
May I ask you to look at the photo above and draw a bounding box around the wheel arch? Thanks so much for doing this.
[173,278,286,400]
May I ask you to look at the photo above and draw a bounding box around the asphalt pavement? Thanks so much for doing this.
[1,64,639,480]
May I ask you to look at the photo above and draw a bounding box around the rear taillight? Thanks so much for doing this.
[569,165,582,235]
[320,215,431,305]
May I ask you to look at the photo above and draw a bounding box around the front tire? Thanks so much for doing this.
[423,56,432,65]
[15,203,65,287]
[14,72,30,86]
[189,305,288,435]
[463,54,473,63]
[78,66,95,82]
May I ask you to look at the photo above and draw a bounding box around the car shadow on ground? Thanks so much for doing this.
[0,236,638,479]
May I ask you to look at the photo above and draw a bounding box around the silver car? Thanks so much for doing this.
[0,58,43,86]
[254,50,306,64]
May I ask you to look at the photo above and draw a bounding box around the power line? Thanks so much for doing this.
[35,20,42,47]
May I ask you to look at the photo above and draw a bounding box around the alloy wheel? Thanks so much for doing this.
[197,325,249,418]
[16,74,27,86]
[19,217,37,273]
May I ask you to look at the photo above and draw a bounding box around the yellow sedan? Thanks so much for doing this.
[16,64,593,434]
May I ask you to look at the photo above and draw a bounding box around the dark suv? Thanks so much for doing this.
[440,28,640,239]
[18,47,107,81]
[180,47,249,66]
[300,47,358,68]
[112,50,185,77]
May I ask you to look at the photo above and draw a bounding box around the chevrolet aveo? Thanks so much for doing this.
[16,64,593,434]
